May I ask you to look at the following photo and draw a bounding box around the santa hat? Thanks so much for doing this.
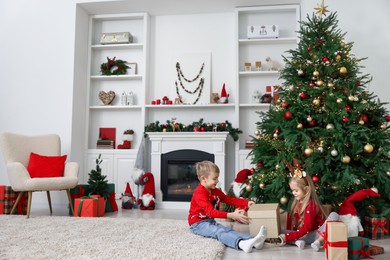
[221,83,229,98]
[140,172,156,197]
[339,188,380,237]
[234,169,253,183]
[124,182,134,197]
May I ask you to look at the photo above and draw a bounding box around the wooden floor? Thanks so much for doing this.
[29,204,390,260]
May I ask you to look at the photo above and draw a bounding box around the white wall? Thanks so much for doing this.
[1,0,389,208]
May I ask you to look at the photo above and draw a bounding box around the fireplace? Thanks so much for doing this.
[161,149,214,202]
[147,132,228,209]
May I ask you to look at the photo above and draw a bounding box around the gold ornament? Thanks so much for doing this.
[336,55,341,61]
[297,123,303,129]
[304,148,314,157]
[313,70,320,77]
[354,179,361,185]
[364,143,374,153]
[348,95,355,101]
[245,184,252,192]
[359,120,365,125]
[314,0,329,16]
[273,133,278,139]
[331,185,338,191]
[280,196,288,205]
[326,123,335,129]
[316,80,324,87]
[328,82,334,88]
[313,98,320,106]
[336,98,343,103]
[259,183,265,189]
[342,155,351,164]
[386,171,390,177]
[339,67,347,75]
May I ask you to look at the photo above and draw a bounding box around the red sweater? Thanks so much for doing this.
[285,200,324,242]
[188,183,249,225]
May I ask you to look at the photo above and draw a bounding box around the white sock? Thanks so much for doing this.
[295,240,305,249]
[311,240,321,252]
[253,225,267,250]
[238,239,255,253]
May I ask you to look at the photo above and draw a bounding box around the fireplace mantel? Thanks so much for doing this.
[147,132,229,209]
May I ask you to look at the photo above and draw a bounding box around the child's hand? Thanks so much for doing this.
[248,201,255,208]
[228,209,249,224]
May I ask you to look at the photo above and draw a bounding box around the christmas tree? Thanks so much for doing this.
[243,2,390,216]
[88,154,109,198]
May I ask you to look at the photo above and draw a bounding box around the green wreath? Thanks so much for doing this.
[100,57,129,76]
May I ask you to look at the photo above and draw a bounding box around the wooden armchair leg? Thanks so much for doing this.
[66,189,74,215]
[10,192,24,215]
[26,191,32,218]
[46,191,53,215]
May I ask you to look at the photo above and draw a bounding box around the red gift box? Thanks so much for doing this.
[364,216,388,240]
[1,185,27,215]
[74,197,98,217]
[90,195,105,217]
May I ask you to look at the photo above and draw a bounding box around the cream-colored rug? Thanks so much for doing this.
[0,215,224,260]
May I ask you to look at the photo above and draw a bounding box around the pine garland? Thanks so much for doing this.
[144,118,242,141]
[100,57,129,76]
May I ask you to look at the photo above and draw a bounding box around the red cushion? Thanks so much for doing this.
[27,152,67,178]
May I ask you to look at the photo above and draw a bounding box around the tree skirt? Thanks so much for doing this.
[0,216,224,260]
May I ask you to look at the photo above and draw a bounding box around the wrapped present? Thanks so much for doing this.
[1,185,27,215]
[364,216,388,240]
[323,221,348,260]
[105,183,118,213]
[368,244,384,255]
[69,184,90,215]
[248,203,280,238]
[90,195,105,217]
[74,196,99,217]
[347,236,370,260]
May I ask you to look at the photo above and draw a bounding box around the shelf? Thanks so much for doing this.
[87,149,138,154]
[145,103,235,108]
[239,103,270,108]
[239,37,297,45]
[90,75,142,80]
[239,71,279,76]
[91,43,143,50]
[90,105,142,110]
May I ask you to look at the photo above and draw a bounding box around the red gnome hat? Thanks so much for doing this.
[221,83,229,98]
[339,188,380,237]
[235,169,252,183]
[232,169,253,198]
[124,182,134,197]
[140,172,155,197]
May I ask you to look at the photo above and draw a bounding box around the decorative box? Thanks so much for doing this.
[364,216,388,240]
[324,221,348,260]
[248,203,280,238]
[100,32,133,44]
[1,185,27,215]
[367,244,384,256]
[347,236,370,260]
[247,25,279,39]
[74,196,98,217]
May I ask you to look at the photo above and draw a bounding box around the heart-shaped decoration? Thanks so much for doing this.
[99,90,116,105]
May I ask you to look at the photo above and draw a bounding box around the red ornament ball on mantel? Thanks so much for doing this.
[312,175,320,183]
[220,123,225,127]
[284,111,293,120]
[200,127,205,132]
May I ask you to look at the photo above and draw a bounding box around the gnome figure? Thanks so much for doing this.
[225,169,253,212]
[122,182,136,209]
[219,83,229,104]
[138,172,156,210]
[339,188,380,237]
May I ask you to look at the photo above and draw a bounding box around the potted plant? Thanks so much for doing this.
[88,154,109,199]
[123,129,134,141]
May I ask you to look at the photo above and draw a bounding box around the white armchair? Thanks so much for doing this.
[0,132,79,218]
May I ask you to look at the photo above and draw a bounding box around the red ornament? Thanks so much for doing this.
[386,115,390,122]
[193,127,200,132]
[221,123,225,127]
[284,111,293,120]
[299,92,308,99]
[296,85,301,89]
[308,119,317,127]
[257,162,263,167]
[250,168,255,173]
[362,114,368,122]
[312,175,320,183]
[323,56,329,62]
[281,101,290,108]
[200,127,205,132]
[356,81,361,86]
[342,117,349,123]
[344,105,351,112]
[309,82,315,87]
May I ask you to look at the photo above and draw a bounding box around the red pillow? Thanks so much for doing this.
[27,152,67,178]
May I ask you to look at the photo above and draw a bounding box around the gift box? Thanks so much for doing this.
[105,183,118,213]
[248,203,280,238]
[74,196,99,217]
[324,221,348,260]
[368,244,384,256]
[1,185,27,215]
[69,184,90,215]
[364,216,388,240]
[347,236,370,260]
[90,195,105,217]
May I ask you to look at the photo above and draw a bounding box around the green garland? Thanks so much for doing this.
[144,118,242,141]
[100,57,129,76]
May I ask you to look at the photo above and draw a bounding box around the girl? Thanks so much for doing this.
[275,160,339,251]
[188,161,267,253]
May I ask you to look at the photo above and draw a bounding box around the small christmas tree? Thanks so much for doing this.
[88,154,109,198]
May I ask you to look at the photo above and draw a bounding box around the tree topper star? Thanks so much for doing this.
[315,0,329,16]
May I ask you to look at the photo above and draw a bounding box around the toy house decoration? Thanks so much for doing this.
[100,32,133,44]
[247,25,279,39]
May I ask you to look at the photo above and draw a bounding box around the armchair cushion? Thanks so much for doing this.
[27,152,67,178]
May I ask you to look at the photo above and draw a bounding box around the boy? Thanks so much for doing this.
[188,161,267,253]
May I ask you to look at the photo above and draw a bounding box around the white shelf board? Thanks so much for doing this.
[91,43,143,50]
[239,37,297,45]
[89,105,142,110]
[145,103,235,108]
[239,103,270,108]
[90,75,142,80]
[239,70,279,76]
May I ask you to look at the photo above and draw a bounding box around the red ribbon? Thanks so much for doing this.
[372,220,389,236]
[348,237,373,259]
[108,192,118,212]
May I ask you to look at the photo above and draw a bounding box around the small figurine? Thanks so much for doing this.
[219,83,229,104]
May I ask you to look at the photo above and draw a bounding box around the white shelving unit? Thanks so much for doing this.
[84,13,150,195]
[235,5,301,170]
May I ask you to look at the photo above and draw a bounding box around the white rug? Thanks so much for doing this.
[0,215,224,260]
